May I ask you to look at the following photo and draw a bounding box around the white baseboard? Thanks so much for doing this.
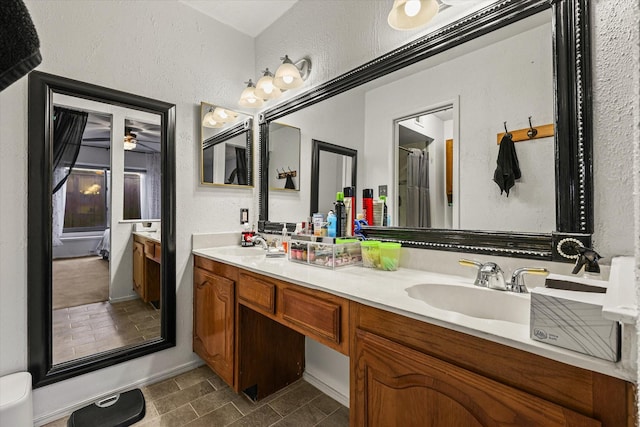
[303,371,349,408]
[34,359,204,426]
[108,294,139,304]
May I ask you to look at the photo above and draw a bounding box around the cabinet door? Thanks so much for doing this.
[193,267,235,387]
[352,328,601,427]
[133,241,145,300]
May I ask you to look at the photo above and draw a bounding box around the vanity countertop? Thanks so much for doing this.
[133,231,161,244]
[192,245,636,382]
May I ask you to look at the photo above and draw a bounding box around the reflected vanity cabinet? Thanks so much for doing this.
[132,234,161,303]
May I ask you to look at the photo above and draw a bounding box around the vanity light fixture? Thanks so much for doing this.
[255,68,282,100]
[123,130,137,150]
[212,107,238,123]
[273,55,312,90]
[238,79,264,108]
[387,0,439,31]
[202,107,224,128]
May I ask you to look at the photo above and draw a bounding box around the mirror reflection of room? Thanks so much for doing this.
[268,122,300,191]
[51,94,161,365]
[200,102,252,186]
[396,106,454,229]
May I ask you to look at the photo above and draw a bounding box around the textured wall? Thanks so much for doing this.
[0,0,255,422]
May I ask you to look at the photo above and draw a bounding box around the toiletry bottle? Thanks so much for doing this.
[380,195,388,226]
[281,223,288,253]
[335,191,346,237]
[327,211,337,238]
[343,186,355,236]
[363,188,374,226]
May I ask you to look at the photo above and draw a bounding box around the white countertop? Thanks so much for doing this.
[133,231,161,244]
[192,245,636,382]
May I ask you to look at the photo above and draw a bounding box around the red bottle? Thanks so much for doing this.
[363,188,374,226]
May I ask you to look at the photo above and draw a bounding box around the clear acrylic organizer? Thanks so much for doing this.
[288,236,362,269]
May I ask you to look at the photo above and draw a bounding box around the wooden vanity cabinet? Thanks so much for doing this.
[193,257,237,388]
[132,234,160,303]
[351,303,636,427]
[238,271,350,356]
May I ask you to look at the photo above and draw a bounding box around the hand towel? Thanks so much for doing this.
[0,0,42,92]
[493,133,521,196]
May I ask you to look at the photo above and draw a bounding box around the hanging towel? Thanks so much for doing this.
[0,0,42,92]
[493,133,521,196]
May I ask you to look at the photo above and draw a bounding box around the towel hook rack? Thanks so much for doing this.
[527,116,538,138]
[503,121,512,138]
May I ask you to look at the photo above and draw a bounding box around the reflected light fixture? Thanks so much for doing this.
[388,0,439,30]
[123,130,137,150]
[202,108,224,128]
[238,79,264,108]
[273,55,312,90]
[213,107,238,123]
[254,68,282,100]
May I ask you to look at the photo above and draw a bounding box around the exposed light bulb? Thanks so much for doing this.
[218,110,228,119]
[283,75,294,85]
[262,82,274,94]
[404,0,421,17]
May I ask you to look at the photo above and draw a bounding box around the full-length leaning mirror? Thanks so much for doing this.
[200,102,253,186]
[28,71,176,387]
[259,0,592,261]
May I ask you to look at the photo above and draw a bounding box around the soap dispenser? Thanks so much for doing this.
[571,247,602,279]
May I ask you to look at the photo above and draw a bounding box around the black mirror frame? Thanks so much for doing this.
[27,71,177,388]
[258,0,592,261]
[201,117,254,186]
[310,139,358,217]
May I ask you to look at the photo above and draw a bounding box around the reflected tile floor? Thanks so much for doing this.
[43,365,349,427]
[52,299,161,364]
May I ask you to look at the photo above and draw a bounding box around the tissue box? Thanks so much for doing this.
[530,286,620,361]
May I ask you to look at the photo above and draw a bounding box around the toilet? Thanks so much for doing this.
[0,372,33,426]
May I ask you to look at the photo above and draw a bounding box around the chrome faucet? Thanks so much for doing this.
[459,259,506,290]
[507,267,549,293]
[249,235,268,249]
[459,259,548,293]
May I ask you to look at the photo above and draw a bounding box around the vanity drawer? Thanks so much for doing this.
[238,273,276,314]
[280,287,344,349]
[194,256,238,281]
[144,241,161,262]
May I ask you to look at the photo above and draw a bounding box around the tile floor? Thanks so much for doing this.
[43,365,349,427]
[52,298,161,364]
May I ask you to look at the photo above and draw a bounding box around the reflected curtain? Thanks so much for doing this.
[406,148,430,227]
[145,152,161,219]
[235,147,247,185]
[51,168,67,246]
[52,106,88,194]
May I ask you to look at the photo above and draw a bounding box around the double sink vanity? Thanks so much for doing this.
[192,244,636,427]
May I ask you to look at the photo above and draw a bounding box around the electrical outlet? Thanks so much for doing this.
[240,208,249,224]
[378,185,388,197]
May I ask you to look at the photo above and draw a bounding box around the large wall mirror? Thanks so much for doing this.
[200,102,253,186]
[28,71,176,387]
[259,0,592,261]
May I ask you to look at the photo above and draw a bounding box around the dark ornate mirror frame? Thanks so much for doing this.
[201,118,254,186]
[28,71,177,388]
[310,140,358,217]
[258,0,592,261]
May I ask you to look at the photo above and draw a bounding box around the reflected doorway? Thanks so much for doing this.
[396,104,455,229]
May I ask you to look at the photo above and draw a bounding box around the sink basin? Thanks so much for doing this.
[219,246,266,257]
[406,283,530,324]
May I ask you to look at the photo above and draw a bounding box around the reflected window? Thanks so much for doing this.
[63,168,107,232]
[123,172,142,220]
